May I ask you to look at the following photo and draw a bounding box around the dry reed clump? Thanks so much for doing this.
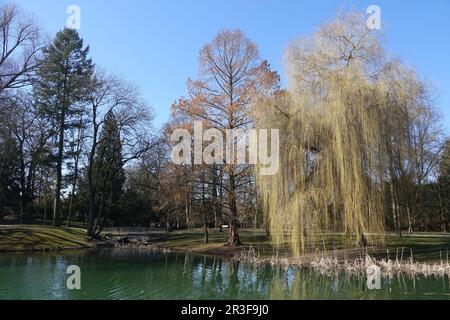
[253,11,432,256]
[233,245,264,265]
[234,246,292,270]
[310,254,450,279]
[114,243,173,254]
[235,245,450,278]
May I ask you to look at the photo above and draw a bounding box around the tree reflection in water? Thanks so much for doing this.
[0,249,449,300]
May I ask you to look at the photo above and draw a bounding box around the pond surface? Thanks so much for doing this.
[0,249,449,300]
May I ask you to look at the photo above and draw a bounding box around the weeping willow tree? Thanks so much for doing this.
[254,11,440,255]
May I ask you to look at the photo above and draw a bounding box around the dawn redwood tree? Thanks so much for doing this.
[173,30,279,246]
[34,28,94,226]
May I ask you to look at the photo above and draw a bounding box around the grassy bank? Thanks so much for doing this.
[0,225,99,252]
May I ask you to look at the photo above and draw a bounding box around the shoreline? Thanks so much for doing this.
[2,226,450,267]
[115,241,367,266]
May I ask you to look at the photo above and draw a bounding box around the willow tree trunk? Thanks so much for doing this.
[390,184,397,230]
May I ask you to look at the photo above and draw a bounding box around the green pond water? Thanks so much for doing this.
[0,249,449,300]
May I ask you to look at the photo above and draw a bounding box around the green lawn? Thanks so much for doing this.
[0,225,96,252]
[145,228,277,257]
[150,229,450,263]
[374,233,450,262]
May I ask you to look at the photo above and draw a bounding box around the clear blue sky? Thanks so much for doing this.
[16,0,450,132]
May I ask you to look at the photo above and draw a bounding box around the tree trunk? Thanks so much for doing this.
[185,197,190,229]
[86,160,96,236]
[68,132,81,227]
[93,192,105,236]
[204,221,209,244]
[211,165,220,229]
[227,169,240,246]
[166,212,171,232]
[397,208,402,237]
[265,223,270,240]
[438,191,447,232]
[53,108,65,227]
[87,118,98,237]
[43,191,47,225]
[18,140,27,218]
[202,174,208,244]
[67,164,79,228]
[87,190,96,236]
[67,195,74,228]
[390,184,397,231]
[406,205,413,234]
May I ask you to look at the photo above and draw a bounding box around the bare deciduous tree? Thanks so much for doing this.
[0,3,43,94]
[85,72,155,237]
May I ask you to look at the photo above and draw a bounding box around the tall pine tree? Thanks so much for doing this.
[34,28,94,226]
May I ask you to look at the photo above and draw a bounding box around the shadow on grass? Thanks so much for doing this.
[0,226,91,251]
